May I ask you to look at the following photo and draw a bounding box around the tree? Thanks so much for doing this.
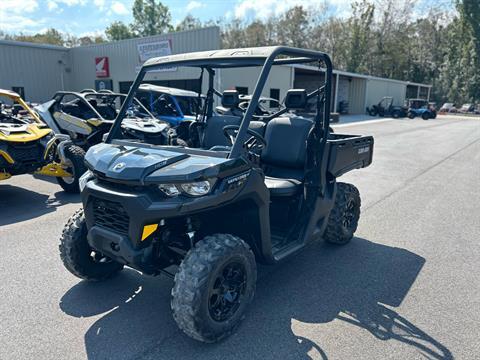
[13,28,64,46]
[277,6,309,48]
[131,0,173,36]
[106,21,134,41]
[176,15,202,32]
[346,1,374,73]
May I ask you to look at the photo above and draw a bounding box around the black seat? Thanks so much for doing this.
[261,116,313,197]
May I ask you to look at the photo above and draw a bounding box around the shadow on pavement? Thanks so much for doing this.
[60,237,453,360]
[0,185,80,226]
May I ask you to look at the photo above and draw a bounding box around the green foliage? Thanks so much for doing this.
[106,21,134,41]
[12,28,64,46]
[176,15,203,32]
[131,0,173,36]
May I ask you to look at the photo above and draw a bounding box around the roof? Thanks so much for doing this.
[143,46,331,69]
[0,39,67,51]
[295,64,432,88]
[138,84,201,98]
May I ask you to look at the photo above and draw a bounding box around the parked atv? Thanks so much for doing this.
[406,99,437,120]
[59,47,374,343]
[0,89,86,192]
[136,84,204,126]
[366,97,406,118]
[37,90,182,150]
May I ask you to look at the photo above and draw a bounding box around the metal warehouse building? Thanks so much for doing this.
[0,26,431,114]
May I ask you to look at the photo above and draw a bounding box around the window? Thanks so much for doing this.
[270,88,280,108]
[12,87,25,99]
[235,86,248,95]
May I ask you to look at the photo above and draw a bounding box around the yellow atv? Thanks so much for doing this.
[0,89,86,193]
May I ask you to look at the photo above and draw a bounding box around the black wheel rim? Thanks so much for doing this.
[342,199,356,230]
[208,261,247,322]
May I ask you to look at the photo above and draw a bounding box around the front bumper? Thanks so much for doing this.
[82,177,246,272]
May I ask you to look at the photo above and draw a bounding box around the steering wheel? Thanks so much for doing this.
[223,125,267,155]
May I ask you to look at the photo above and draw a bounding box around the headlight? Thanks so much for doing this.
[158,180,213,197]
[158,183,180,197]
[180,181,211,196]
[79,170,94,192]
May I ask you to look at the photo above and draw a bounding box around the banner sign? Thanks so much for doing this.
[137,40,176,72]
[95,57,109,77]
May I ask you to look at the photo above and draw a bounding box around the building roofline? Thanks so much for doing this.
[71,26,220,50]
[294,64,432,88]
[0,39,67,51]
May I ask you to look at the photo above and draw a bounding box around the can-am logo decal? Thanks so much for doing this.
[358,146,370,154]
[113,162,126,171]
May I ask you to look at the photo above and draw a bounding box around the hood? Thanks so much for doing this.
[85,142,244,184]
[122,118,169,134]
[0,123,51,142]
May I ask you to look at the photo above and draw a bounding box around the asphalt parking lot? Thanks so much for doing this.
[1,115,479,359]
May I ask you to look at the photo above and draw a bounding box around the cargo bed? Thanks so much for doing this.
[327,133,374,177]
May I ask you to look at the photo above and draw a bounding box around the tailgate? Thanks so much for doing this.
[327,134,374,177]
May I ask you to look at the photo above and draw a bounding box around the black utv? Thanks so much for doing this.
[60,47,374,343]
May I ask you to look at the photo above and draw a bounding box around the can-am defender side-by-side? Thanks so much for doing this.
[0,89,86,192]
[59,47,374,343]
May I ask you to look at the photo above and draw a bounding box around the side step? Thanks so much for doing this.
[271,225,324,262]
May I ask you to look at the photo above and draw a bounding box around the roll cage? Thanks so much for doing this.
[107,46,333,158]
[53,91,155,122]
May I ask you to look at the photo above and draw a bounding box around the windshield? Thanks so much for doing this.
[84,93,154,120]
[176,96,201,116]
[0,95,40,124]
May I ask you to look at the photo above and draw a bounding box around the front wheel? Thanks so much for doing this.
[171,234,256,343]
[56,145,87,193]
[59,209,123,281]
[408,111,415,119]
[422,112,430,120]
[324,182,361,245]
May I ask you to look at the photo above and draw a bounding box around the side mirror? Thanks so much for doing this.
[102,132,109,142]
[284,89,307,109]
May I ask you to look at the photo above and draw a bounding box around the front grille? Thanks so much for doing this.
[7,143,43,163]
[92,198,130,235]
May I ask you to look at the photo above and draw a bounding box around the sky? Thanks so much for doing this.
[0,0,455,37]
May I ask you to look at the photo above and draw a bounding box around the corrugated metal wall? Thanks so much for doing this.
[69,27,220,92]
[0,41,70,102]
[219,66,293,100]
[365,79,406,108]
[348,77,367,114]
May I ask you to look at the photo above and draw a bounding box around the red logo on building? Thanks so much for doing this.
[95,57,109,77]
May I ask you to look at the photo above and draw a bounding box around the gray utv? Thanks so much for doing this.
[59,46,374,343]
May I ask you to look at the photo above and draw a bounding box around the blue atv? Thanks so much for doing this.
[407,99,437,120]
[136,84,204,126]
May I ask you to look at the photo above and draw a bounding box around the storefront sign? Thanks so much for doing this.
[137,40,176,72]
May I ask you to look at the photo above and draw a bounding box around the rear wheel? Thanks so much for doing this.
[59,209,123,281]
[392,110,401,118]
[56,145,87,193]
[422,112,430,120]
[171,234,256,343]
[408,111,415,119]
[324,182,361,245]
